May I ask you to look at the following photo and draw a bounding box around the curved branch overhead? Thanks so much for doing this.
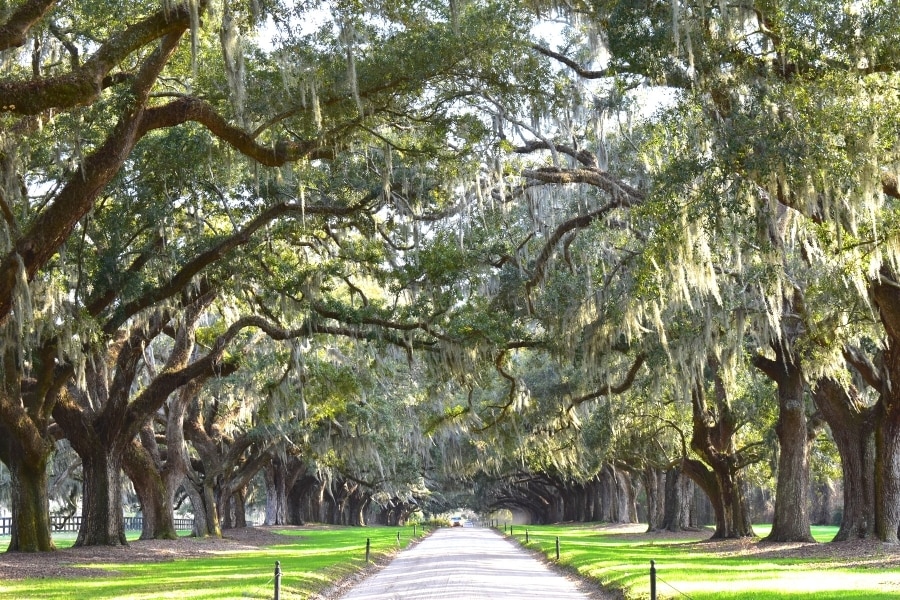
[101,200,366,334]
[0,0,57,52]
[4,0,900,551]
[0,2,204,114]
[567,353,647,411]
[525,200,633,298]
[520,167,645,203]
[138,98,337,166]
[0,29,186,324]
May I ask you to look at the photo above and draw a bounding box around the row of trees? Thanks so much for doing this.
[1,0,899,552]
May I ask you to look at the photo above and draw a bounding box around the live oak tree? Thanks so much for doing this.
[0,0,555,550]
[5,0,900,551]
[503,0,900,543]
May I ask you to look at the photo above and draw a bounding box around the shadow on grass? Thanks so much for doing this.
[509,523,900,600]
[0,526,424,600]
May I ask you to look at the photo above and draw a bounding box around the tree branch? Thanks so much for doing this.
[0,29,187,324]
[567,353,646,409]
[530,44,616,80]
[525,199,635,298]
[0,2,203,114]
[102,201,364,334]
[138,97,336,166]
[0,0,57,52]
[521,167,645,202]
[515,139,598,169]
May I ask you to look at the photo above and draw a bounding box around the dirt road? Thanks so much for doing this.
[336,527,606,600]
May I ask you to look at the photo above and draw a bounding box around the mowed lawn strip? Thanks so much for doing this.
[0,526,424,600]
[510,524,900,600]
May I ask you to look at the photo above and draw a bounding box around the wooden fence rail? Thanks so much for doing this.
[0,516,195,536]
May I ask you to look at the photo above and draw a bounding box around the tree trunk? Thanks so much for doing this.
[875,391,900,544]
[0,361,57,553]
[347,490,367,526]
[688,379,755,538]
[218,484,235,530]
[753,349,816,542]
[560,487,576,522]
[661,466,693,532]
[866,266,900,543]
[589,478,603,522]
[76,443,127,547]
[123,439,177,540]
[193,478,222,538]
[287,474,316,525]
[264,457,288,526]
[231,489,247,528]
[643,467,665,531]
[2,436,54,552]
[617,469,637,523]
[810,479,837,526]
[316,478,328,523]
[813,378,875,540]
[265,455,307,526]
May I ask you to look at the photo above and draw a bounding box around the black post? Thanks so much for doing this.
[397,530,401,544]
[650,560,657,600]
[413,524,417,537]
[510,526,513,536]
[525,530,529,543]
[366,538,371,563]
[274,561,282,600]
[555,536,560,560]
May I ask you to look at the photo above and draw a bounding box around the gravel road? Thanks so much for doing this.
[336,527,606,600]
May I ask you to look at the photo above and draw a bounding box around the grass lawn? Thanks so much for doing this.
[5,523,900,599]
[510,523,900,599]
[0,526,424,600]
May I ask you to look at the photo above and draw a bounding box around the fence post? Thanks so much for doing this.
[650,560,656,600]
[396,531,401,544]
[366,538,371,563]
[555,536,560,560]
[510,526,513,537]
[274,561,282,600]
[525,529,529,543]
[413,524,417,537]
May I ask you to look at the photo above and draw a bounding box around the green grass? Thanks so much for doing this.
[5,530,196,549]
[510,523,900,600]
[0,526,426,600]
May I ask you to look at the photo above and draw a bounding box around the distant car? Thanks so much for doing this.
[463,520,474,528]
[449,517,463,527]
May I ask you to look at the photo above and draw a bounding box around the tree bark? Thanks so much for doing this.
[265,455,307,526]
[875,352,900,544]
[643,467,666,531]
[867,271,900,543]
[75,443,127,547]
[753,349,816,542]
[810,479,838,526]
[190,477,222,538]
[264,457,288,526]
[0,345,62,553]
[687,377,755,539]
[812,378,876,540]
[1,432,54,552]
[123,439,176,540]
[661,466,693,532]
[287,474,317,525]
[682,458,726,532]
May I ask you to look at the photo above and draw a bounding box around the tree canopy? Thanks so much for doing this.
[1,0,900,552]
